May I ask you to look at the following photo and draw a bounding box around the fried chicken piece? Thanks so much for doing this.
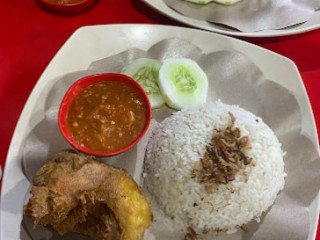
[24,150,152,240]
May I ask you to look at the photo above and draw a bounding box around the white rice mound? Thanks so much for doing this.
[144,100,285,232]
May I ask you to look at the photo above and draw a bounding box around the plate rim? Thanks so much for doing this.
[142,0,320,37]
[0,23,319,240]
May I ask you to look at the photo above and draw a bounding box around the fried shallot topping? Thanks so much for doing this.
[240,224,248,232]
[192,112,252,187]
[184,227,204,240]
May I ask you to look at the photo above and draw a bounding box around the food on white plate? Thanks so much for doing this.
[24,150,152,240]
[121,58,165,109]
[46,0,84,3]
[158,58,208,110]
[67,81,148,153]
[144,100,285,232]
[183,0,241,5]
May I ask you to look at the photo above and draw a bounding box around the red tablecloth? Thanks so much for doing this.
[0,0,319,238]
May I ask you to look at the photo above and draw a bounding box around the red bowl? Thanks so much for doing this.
[58,73,152,157]
[38,0,95,13]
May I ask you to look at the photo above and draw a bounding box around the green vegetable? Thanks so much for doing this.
[184,0,213,4]
[183,0,240,5]
[121,58,164,109]
[158,58,208,110]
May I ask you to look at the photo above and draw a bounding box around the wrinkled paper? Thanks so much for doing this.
[22,38,320,240]
[163,0,320,32]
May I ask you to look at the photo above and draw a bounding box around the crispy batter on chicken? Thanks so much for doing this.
[24,150,152,240]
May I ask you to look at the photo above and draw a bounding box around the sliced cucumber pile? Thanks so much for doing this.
[184,0,241,5]
[121,57,208,110]
[183,0,213,4]
[212,0,241,5]
[121,58,165,109]
[158,58,208,110]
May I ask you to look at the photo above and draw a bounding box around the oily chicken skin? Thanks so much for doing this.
[24,150,152,240]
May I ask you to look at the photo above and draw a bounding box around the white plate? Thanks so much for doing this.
[0,24,319,240]
[143,0,320,37]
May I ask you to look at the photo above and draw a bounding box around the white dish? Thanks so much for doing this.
[0,24,319,240]
[143,0,320,37]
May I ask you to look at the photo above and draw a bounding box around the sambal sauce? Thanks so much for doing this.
[46,0,84,4]
[67,81,147,153]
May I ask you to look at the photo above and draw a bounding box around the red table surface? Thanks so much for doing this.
[0,0,319,238]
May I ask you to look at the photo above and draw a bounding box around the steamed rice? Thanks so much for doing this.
[144,100,285,231]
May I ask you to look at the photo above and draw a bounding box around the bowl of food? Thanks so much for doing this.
[38,0,95,13]
[58,73,152,157]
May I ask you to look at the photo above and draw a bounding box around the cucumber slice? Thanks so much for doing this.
[158,58,208,110]
[183,0,213,4]
[121,58,165,109]
[212,0,241,5]
[184,0,240,5]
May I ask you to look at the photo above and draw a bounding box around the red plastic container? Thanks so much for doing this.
[38,0,95,13]
[58,73,152,157]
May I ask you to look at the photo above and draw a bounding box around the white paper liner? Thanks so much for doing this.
[21,38,320,240]
[163,0,320,32]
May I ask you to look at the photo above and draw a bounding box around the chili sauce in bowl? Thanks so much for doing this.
[58,73,152,157]
[38,0,95,13]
